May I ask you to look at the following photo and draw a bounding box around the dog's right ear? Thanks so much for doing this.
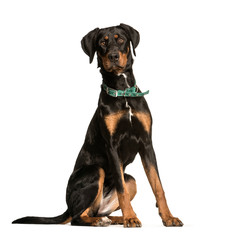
[81,28,99,64]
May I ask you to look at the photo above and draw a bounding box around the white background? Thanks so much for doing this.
[0,0,225,239]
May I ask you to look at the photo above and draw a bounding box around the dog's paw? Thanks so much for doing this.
[124,217,142,228]
[94,217,112,227]
[162,216,183,227]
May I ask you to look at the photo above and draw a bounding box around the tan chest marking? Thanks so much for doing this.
[104,111,151,135]
[104,111,125,136]
[133,112,151,133]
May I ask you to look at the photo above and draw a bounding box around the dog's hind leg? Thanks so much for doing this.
[66,165,111,226]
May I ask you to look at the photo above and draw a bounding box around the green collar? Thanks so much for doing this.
[102,82,149,98]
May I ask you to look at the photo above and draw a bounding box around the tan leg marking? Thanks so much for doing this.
[142,162,183,227]
[116,167,142,228]
[80,207,91,217]
[104,111,125,135]
[77,169,111,226]
[133,112,151,133]
[81,168,105,216]
[92,168,105,212]
[97,174,137,216]
[108,216,124,225]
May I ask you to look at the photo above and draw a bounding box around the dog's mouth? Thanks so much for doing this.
[99,52,127,74]
[105,64,125,74]
[108,63,124,71]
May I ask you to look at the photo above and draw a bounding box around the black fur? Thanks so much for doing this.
[12,211,70,224]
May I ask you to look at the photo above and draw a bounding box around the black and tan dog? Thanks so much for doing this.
[12,23,183,227]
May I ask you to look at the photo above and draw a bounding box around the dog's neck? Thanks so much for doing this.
[100,69,136,90]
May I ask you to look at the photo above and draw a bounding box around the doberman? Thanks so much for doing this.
[12,23,183,227]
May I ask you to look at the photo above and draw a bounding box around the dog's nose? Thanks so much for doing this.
[108,52,119,62]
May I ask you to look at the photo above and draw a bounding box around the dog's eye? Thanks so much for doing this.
[117,38,124,44]
[100,41,107,46]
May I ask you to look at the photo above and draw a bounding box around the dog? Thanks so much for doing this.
[12,23,183,227]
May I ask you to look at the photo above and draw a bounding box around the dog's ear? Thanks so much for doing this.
[119,23,140,56]
[81,28,99,63]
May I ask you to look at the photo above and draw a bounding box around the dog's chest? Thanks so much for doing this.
[104,105,151,136]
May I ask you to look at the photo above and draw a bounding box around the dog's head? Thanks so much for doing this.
[81,24,140,75]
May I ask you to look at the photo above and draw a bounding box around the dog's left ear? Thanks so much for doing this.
[81,28,99,63]
[119,23,140,56]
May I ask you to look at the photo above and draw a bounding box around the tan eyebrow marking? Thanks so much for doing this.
[114,34,119,39]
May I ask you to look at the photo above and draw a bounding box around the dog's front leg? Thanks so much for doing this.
[107,145,142,228]
[140,141,183,227]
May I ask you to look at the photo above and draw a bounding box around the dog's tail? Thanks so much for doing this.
[12,210,71,225]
